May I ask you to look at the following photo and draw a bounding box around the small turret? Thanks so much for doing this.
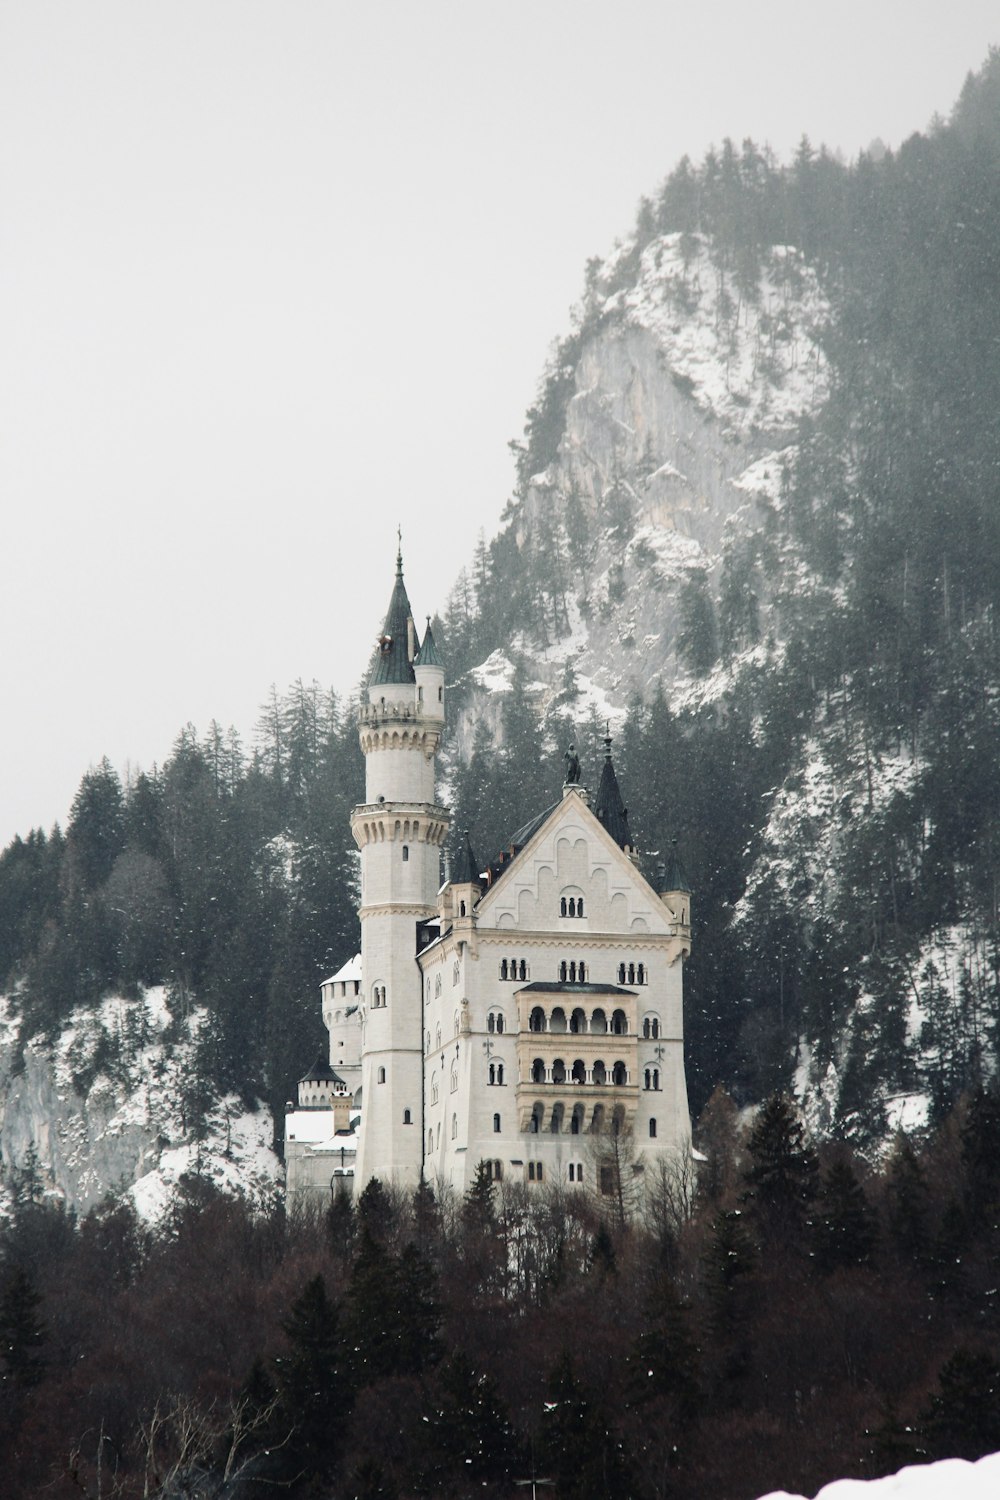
[659,836,691,932]
[414,616,444,723]
[451,829,482,922]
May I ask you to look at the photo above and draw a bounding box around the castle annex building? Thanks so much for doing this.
[284,553,693,1200]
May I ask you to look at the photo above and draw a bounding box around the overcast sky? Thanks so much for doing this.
[1,1,996,847]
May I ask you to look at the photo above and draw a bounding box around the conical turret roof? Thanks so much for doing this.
[299,1052,342,1085]
[593,731,634,851]
[368,547,416,687]
[452,829,481,887]
[415,617,442,667]
[662,837,691,893]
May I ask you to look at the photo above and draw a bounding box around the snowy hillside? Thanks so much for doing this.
[760,1451,1000,1500]
[0,987,281,1220]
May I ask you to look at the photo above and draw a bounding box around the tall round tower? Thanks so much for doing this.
[352,549,448,1188]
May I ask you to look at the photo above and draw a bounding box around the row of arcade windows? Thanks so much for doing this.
[529,1006,627,1034]
[499,959,528,981]
[557,960,589,983]
[642,1017,660,1038]
[530,1058,630,1086]
[487,1011,505,1033]
[644,1068,661,1091]
[617,962,647,985]
[488,1062,506,1085]
[560,896,585,917]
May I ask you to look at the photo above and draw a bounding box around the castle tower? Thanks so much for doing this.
[351,548,449,1188]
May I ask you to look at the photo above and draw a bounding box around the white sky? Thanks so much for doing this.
[1,1,996,847]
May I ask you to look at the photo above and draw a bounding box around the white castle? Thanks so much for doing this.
[284,550,693,1201]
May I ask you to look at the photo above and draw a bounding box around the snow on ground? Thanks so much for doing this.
[759,1450,1000,1500]
[0,986,282,1221]
[610,233,830,435]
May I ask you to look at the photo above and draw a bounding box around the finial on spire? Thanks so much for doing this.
[603,721,613,760]
[396,526,403,575]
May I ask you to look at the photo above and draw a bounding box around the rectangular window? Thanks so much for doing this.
[528,1161,544,1182]
[600,1164,615,1196]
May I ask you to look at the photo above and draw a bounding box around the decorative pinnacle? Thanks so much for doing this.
[603,721,613,760]
[396,526,403,575]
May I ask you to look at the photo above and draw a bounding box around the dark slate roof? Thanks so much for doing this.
[452,829,482,886]
[662,837,691,893]
[517,981,637,996]
[368,551,416,687]
[299,1053,343,1085]
[415,618,442,667]
[483,801,559,890]
[593,732,634,850]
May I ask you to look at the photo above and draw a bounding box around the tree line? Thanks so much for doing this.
[3,1088,1000,1497]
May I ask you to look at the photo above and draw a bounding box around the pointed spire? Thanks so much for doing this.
[662,836,691,893]
[593,728,634,851]
[416,614,442,667]
[452,829,481,887]
[368,543,417,686]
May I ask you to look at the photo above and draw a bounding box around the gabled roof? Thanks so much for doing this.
[368,550,416,687]
[415,617,442,667]
[593,732,633,850]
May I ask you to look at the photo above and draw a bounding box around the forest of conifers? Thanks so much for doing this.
[3,1090,1000,1496]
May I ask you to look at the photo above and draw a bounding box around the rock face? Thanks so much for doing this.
[456,230,828,737]
[0,991,281,1219]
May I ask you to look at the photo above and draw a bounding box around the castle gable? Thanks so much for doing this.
[475,791,671,936]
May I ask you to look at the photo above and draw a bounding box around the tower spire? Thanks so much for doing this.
[593,727,634,852]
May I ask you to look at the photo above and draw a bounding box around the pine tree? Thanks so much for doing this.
[274,1273,346,1480]
[740,1093,818,1242]
[813,1156,877,1272]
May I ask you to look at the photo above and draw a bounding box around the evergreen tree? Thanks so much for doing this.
[812,1156,877,1272]
[274,1273,346,1481]
[740,1093,818,1242]
[0,1267,46,1394]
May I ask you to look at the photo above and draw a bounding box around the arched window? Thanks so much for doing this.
[627,963,635,984]
[435,974,442,997]
[438,685,443,701]
[403,1108,411,1124]
[453,961,460,985]
[653,1068,660,1090]
[570,1105,583,1135]
[578,961,587,981]
[618,962,626,984]
[488,1012,495,1033]
[431,1072,439,1104]
[651,1017,659,1038]
[637,963,646,984]
[497,1062,504,1085]
[550,1006,567,1033]
[529,1006,545,1033]
[451,1114,457,1139]
[560,897,567,916]
[570,1007,585,1034]
[528,1161,543,1181]
[649,1118,657,1139]
[613,1061,628,1086]
[643,1017,650,1039]
[577,897,585,917]
[592,1060,606,1085]
[612,1009,627,1035]
[530,1105,542,1134]
[518,959,527,980]
[425,1031,431,1053]
[450,1066,458,1093]
[531,1058,545,1084]
[377,1066,386,1084]
[436,1122,440,1147]
[592,1008,607,1034]
[568,961,577,982]
[496,1012,504,1034]
[644,1068,651,1091]
[552,1058,566,1084]
[558,961,567,982]
[493,1112,501,1133]
[572,1058,586,1084]
[402,845,409,862]
[489,1063,496,1085]
[459,900,467,916]
[435,1025,441,1050]
[499,959,509,981]
[453,1011,460,1036]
